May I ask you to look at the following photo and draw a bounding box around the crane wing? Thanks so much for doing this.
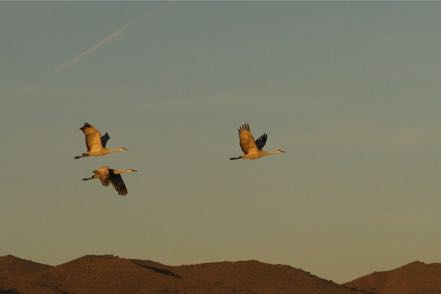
[109,170,128,196]
[94,167,110,186]
[100,132,110,148]
[255,133,267,150]
[238,123,258,154]
[81,123,103,153]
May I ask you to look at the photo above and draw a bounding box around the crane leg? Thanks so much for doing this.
[74,153,89,159]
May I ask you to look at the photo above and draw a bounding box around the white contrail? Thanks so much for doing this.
[54,3,171,75]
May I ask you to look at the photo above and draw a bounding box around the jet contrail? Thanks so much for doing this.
[54,2,171,75]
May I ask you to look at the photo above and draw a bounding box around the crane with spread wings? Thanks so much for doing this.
[74,123,127,159]
[230,123,285,160]
[82,166,137,196]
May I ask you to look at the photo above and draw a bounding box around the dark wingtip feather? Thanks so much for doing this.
[100,132,111,147]
[116,186,127,196]
[255,132,268,150]
[117,186,128,196]
[238,123,250,132]
[80,122,93,131]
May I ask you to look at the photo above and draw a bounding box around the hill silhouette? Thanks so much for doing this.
[0,254,369,294]
[0,255,52,294]
[345,261,441,294]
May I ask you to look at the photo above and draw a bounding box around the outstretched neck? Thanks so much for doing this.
[257,149,284,157]
[105,147,127,154]
[113,169,137,174]
[269,149,285,155]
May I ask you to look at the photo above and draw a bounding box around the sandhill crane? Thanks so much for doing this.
[82,166,137,196]
[74,123,128,159]
[229,123,285,160]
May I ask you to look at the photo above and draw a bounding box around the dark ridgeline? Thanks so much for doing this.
[0,255,370,294]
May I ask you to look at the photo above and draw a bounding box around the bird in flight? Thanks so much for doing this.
[74,123,127,159]
[230,123,285,160]
[82,166,137,196]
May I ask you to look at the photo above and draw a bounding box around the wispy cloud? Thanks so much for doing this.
[54,2,172,75]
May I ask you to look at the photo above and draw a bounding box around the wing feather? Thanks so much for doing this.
[81,123,104,153]
[238,123,258,154]
[94,167,110,186]
[100,132,110,148]
[255,133,267,150]
[109,170,128,196]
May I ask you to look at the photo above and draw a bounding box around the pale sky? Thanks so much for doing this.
[1,1,441,283]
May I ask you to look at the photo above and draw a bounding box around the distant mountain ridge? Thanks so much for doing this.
[345,261,441,294]
[0,254,369,294]
[2,255,441,293]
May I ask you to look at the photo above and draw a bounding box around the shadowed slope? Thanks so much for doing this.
[0,255,370,294]
[0,255,53,294]
[345,261,441,294]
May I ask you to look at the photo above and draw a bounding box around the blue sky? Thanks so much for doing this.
[1,1,441,283]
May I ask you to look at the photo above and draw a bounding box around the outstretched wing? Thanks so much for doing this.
[80,123,103,153]
[94,166,110,186]
[238,123,258,154]
[100,132,110,148]
[109,170,128,196]
[255,133,267,151]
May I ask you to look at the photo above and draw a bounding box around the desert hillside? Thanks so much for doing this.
[0,254,369,294]
[345,261,441,294]
[0,255,52,294]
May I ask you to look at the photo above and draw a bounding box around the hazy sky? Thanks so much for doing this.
[1,1,441,283]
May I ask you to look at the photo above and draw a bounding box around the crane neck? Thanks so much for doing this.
[105,147,127,153]
[112,169,137,174]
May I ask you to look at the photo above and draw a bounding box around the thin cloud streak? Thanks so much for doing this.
[54,2,171,75]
